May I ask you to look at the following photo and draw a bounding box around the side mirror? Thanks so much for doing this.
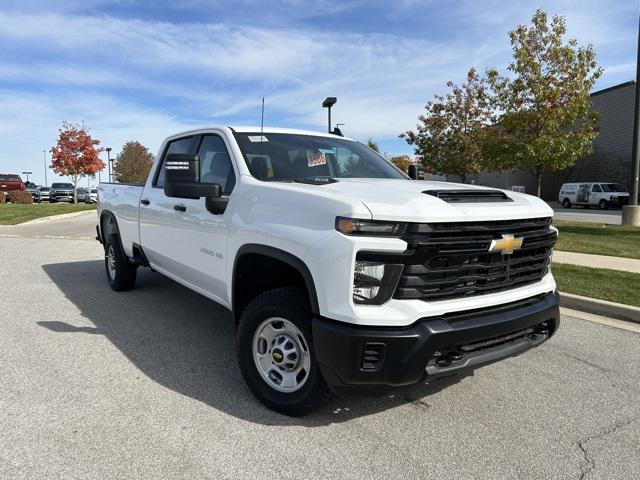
[408,164,419,180]
[164,153,222,199]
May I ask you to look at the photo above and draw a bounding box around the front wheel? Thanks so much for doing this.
[237,287,330,416]
[104,234,137,291]
[599,199,608,210]
[562,198,571,209]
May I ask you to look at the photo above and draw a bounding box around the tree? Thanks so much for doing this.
[486,9,602,197]
[389,155,411,174]
[366,138,380,153]
[113,141,155,183]
[50,122,104,203]
[401,68,492,183]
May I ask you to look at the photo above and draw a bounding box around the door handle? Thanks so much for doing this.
[173,204,186,212]
[140,198,150,206]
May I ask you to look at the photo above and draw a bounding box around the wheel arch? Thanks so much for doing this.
[232,244,320,323]
[99,210,121,243]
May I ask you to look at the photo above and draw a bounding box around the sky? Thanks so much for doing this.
[0,0,637,186]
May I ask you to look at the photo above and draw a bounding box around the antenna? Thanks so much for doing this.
[260,97,265,138]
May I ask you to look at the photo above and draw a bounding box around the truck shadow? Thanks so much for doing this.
[41,260,464,426]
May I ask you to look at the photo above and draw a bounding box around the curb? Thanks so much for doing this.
[17,210,96,225]
[559,292,640,324]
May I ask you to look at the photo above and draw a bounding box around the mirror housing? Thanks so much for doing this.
[408,164,419,180]
[164,153,222,199]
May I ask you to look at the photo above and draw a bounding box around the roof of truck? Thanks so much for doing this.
[164,126,355,142]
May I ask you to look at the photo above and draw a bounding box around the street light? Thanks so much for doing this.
[622,15,640,225]
[322,97,337,134]
[106,147,112,183]
[22,171,33,183]
[43,150,48,187]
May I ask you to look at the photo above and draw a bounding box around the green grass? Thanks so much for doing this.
[552,263,640,307]
[0,203,96,225]
[553,220,640,259]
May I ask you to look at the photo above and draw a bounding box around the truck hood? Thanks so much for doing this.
[311,178,553,222]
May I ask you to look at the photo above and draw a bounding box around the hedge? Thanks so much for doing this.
[7,191,34,204]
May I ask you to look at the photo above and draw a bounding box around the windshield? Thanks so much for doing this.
[52,183,73,189]
[0,174,21,182]
[233,132,406,181]
[600,183,627,193]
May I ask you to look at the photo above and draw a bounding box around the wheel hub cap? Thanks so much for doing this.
[252,317,311,393]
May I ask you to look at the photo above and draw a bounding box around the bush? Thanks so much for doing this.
[7,190,34,204]
[0,192,6,204]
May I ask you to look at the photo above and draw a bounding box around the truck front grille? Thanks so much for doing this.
[394,217,556,302]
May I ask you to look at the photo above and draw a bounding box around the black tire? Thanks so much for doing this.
[237,287,330,416]
[584,205,591,209]
[599,199,608,210]
[104,234,137,291]
[562,198,571,209]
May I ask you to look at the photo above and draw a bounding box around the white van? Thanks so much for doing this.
[558,182,629,210]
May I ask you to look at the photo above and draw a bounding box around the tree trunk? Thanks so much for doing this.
[536,172,542,198]
[72,177,78,204]
[461,173,466,184]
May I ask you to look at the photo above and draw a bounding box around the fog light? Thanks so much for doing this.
[353,260,403,305]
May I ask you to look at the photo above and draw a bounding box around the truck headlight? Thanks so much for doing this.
[336,217,407,237]
[353,260,403,305]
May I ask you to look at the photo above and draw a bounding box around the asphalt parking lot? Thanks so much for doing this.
[1,217,639,479]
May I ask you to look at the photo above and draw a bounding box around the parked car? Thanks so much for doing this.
[97,126,559,416]
[559,182,629,210]
[0,174,26,197]
[76,188,89,203]
[84,188,98,204]
[24,181,38,199]
[34,187,51,203]
[49,182,74,203]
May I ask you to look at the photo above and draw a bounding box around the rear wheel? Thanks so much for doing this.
[104,234,137,291]
[562,198,571,209]
[237,287,330,416]
[599,199,608,210]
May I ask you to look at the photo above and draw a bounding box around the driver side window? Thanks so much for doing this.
[197,135,236,194]
[592,184,602,193]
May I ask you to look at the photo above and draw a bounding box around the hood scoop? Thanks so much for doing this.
[423,189,513,203]
[294,176,338,185]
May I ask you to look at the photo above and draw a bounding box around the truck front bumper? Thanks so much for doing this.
[312,292,559,392]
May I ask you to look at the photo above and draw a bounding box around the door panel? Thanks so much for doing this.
[139,133,236,303]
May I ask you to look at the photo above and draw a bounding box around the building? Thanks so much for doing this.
[463,81,636,200]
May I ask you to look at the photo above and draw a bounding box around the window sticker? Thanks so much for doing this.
[307,150,327,167]
[248,135,268,142]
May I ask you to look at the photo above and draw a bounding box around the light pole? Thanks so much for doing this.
[22,171,33,183]
[106,147,112,182]
[322,97,337,133]
[43,150,48,186]
[623,15,640,226]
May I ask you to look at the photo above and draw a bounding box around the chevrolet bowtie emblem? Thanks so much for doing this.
[489,234,524,255]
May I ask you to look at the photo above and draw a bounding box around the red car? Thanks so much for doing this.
[0,174,26,196]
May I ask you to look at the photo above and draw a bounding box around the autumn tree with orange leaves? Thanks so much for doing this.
[50,122,105,203]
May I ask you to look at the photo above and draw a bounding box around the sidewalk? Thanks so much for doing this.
[552,250,640,273]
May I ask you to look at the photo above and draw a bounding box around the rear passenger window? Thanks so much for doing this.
[155,137,194,188]
[197,135,236,194]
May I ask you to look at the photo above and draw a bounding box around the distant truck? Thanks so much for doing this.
[0,174,26,196]
[97,126,560,416]
[559,182,629,210]
[49,182,75,203]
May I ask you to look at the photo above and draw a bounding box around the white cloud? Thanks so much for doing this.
[0,1,635,183]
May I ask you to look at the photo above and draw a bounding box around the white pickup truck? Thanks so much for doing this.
[97,126,559,416]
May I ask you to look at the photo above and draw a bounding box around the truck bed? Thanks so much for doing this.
[98,182,145,256]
